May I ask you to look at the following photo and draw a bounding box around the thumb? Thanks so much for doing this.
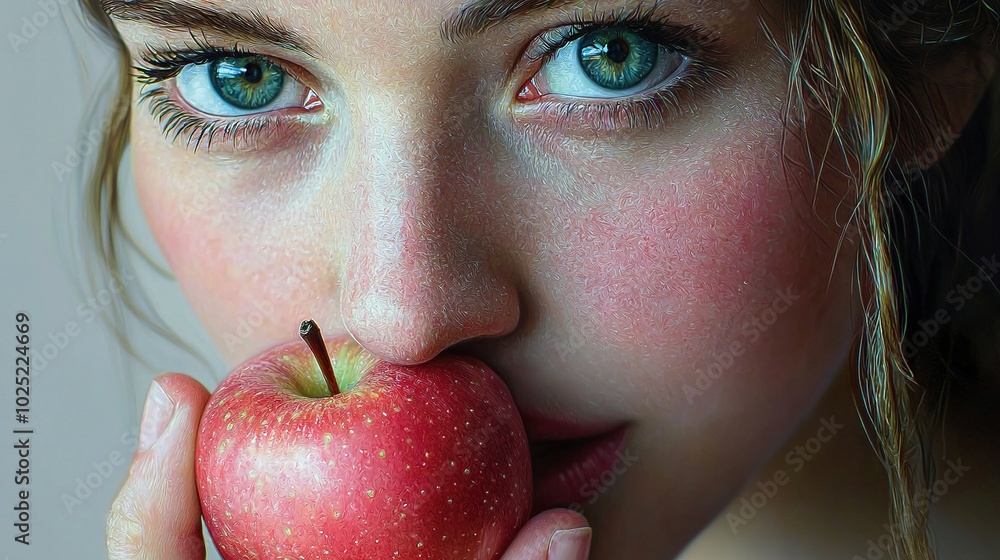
[107,373,211,560]
[500,508,591,560]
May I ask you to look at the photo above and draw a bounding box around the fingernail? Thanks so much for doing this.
[138,380,175,452]
[547,527,592,560]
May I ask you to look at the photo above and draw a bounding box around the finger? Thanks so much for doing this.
[500,508,591,560]
[107,373,211,560]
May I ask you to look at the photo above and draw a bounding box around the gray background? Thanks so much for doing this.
[2,1,993,559]
[1,1,227,557]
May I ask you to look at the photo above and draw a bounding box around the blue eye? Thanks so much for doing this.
[536,26,689,99]
[175,55,309,117]
[578,29,659,90]
[209,56,284,109]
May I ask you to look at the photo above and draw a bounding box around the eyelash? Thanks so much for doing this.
[519,3,731,131]
[132,5,732,152]
[134,34,299,152]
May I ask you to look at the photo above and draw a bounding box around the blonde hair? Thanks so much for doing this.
[781,2,1000,558]
[74,0,1000,558]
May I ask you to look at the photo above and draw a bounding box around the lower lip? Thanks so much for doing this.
[529,426,629,515]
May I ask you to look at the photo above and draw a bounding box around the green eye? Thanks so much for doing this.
[209,56,285,110]
[578,29,658,90]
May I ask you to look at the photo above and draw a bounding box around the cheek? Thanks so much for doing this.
[574,155,828,344]
[130,122,338,367]
[533,110,856,408]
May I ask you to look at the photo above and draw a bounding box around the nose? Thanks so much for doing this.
[337,95,520,366]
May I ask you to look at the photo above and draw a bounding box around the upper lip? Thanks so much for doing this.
[446,347,624,442]
[517,408,624,442]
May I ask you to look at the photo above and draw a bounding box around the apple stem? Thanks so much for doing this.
[299,319,340,396]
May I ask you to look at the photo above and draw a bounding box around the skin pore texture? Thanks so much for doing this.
[106,0,995,557]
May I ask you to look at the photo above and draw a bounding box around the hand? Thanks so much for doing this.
[106,374,592,560]
[499,509,592,560]
[107,373,210,560]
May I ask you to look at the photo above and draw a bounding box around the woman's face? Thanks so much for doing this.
[112,0,858,556]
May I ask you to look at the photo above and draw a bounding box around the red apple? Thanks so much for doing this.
[195,320,532,559]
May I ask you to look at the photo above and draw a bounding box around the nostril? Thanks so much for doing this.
[340,309,449,366]
[361,338,450,367]
[342,304,518,368]
[338,240,521,368]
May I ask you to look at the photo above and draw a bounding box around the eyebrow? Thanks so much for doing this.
[441,0,577,44]
[103,0,582,53]
[101,0,316,56]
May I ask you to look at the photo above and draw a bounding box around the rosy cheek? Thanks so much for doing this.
[536,119,851,377]
[131,127,338,367]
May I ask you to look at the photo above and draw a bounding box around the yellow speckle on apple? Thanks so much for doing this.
[366,489,375,498]
[284,527,292,536]
[378,449,386,458]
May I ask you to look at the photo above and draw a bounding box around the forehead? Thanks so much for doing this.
[108,0,754,59]
[179,0,734,29]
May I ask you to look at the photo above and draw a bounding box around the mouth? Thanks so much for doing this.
[520,411,630,515]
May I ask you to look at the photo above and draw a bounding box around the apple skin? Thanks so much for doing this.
[195,335,532,560]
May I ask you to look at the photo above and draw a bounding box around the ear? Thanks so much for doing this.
[902,39,1000,171]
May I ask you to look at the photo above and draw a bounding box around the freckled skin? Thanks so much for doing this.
[119,0,860,557]
[196,336,531,559]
